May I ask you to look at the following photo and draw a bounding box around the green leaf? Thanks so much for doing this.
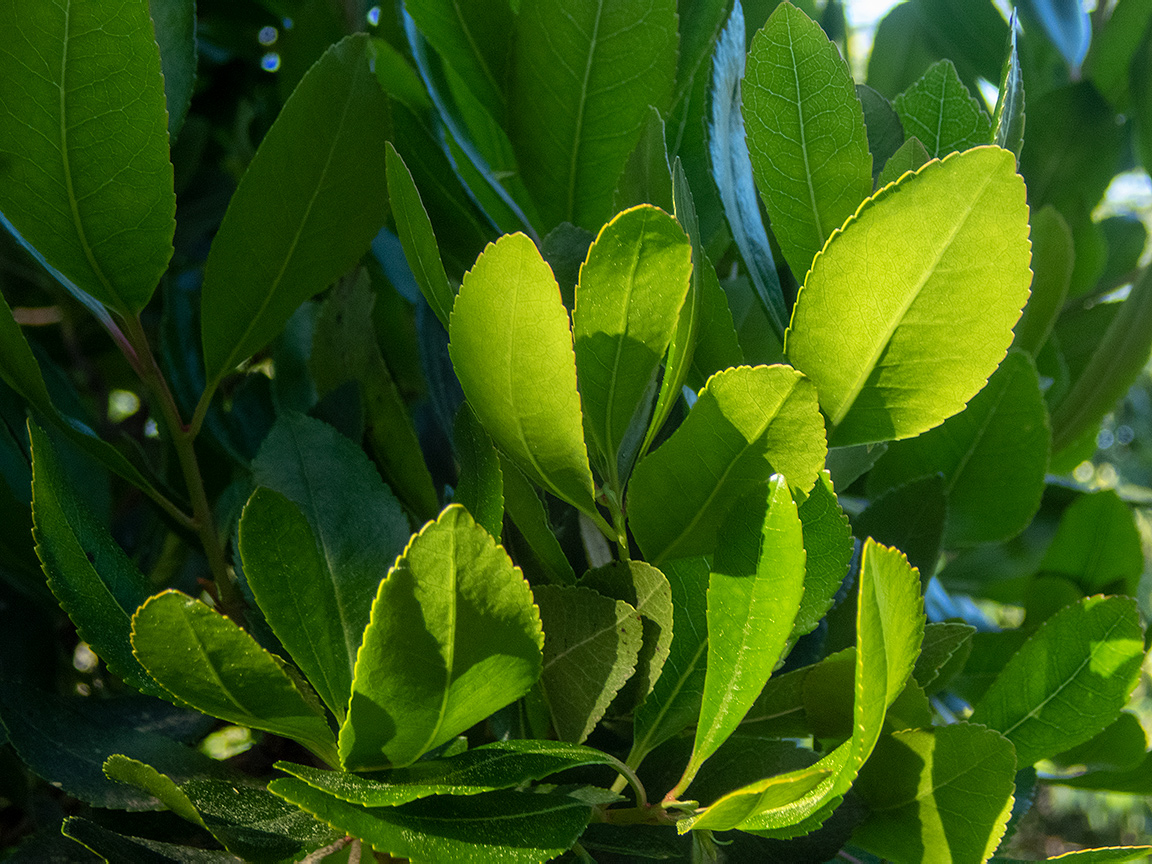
[893,60,992,158]
[743,1,873,279]
[200,34,390,390]
[509,0,678,231]
[449,233,597,516]
[628,365,825,564]
[574,205,692,482]
[852,723,1016,863]
[613,107,675,215]
[499,455,577,585]
[869,350,1050,547]
[1040,490,1144,594]
[103,756,204,826]
[856,475,947,582]
[858,84,906,183]
[792,471,853,642]
[680,477,806,792]
[876,135,932,189]
[0,683,223,810]
[1050,264,1152,454]
[684,767,833,832]
[149,0,197,140]
[992,22,1025,159]
[912,622,976,695]
[0,0,174,314]
[453,405,504,540]
[1013,206,1074,357]
[995,848,1152,863]
[534,584,642,744]
[29,421,165,700]
[62,817,241,863]
[130,591,338,765]
[310,270,438,519]
[1051,712,1150,773]
[386,142,455,330]
[340,505,543,769]
[270,778,592,864]
[629,557,710,768]
[250,412,411,686]
[277,739,622,806]
[785,146,1032,447]
[970,595,1145,766]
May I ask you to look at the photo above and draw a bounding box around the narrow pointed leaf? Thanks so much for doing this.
[858,84,906,183]
[791,471,853,642]
[449,233,597,514]
[277,740,621,806]
[710,0,787,338]
[150,0,197,139]
[499,455,576,585]
[970,595,1145,766]
[453,405,504,540]
[270,778,591,864]
[628,365,825,564]
[876,135,932,189]
[992,20,1026,158]
[386,142,456,330]
[682,477,806,790]
[852,723,1016,863]
[340,505,543,769]
[510,0,678,231]
[131,591,338,764]
[868,350,1050,546]
[613,107,675,214]
[743,1,873,280]
[0,0,174,314]
[785,146,1032,447]
[534,584,642,744]
[574,205,692,479]
[1014,206,1073,356]
[201,34,390,389]
[63,817,241,863]
[893,60,992,158]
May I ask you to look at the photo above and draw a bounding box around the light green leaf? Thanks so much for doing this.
[992,21,1025,158]
[574,205,692,482]
[509,0,678,231]
[628,365,825,564]
[994,849,1152,864]
[453,404,504,540]
[629,557,710,769]
[340,505,543,769]
[970,595,1145,766]
[894,60,992,158]
[149,0,197,139]
[276,739,621,806]
[269,778,591,864]
[869,350,1050,547]
[450,233,597,515]
[1014,206,1074,357]
[534,584,642,744]
[785,146,1032,447]
[743,1,873,279]
[876,135,932,189]
[498,455,576,585]
[684,766,832,832]
[852,723,1016,864]
[680,477,806,793]
[1041,491,1144,594]
[130,591,338,764]
[386,142,455,330]
[792,471,853,642]
[103,755,203,827]
[0,0,174,314]
[201,34,390,390]
[29,421,165,700]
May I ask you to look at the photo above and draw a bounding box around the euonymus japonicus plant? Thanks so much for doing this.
[0,0,1151,861]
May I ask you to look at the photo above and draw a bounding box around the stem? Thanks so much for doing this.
[121,316,244,621]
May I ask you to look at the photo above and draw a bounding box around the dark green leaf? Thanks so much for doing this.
[200,35,390,389]
[1014,206,1074,357]
[912,622,976,695]
[744,1,873,279]
[875,135,932,188]
[613,107,675,214]
[534,584,642,744]
[854,475,946,581]
[866,4,937,99]
[62,818,241,864]
[1039,490,1144,594]
[1085,0,1152,107]
[453,405,504,540]
[1050,712,1150,773]
[510,0,678,231]
[970,595,1145,766]
[149,0,197,139]
[0,0,174,314]
[499,455,577,586]
[893,60,991,158]
[992,21,1025,158]
[340,505,543,769]
[857,84,906,183]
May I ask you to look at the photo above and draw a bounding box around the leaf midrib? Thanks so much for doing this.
[416,516,458,760]
[784,10,826,255]
[565,0,604,223]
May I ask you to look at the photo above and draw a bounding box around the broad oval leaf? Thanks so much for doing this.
[339,505,544,770]
[970,595,1145,766]
[893,60,992,158]
[509,0,678,232]
[200,34,390,390]
[574,205,692,482]
[743,1,873,280]
[449,233,597,515]
[785,146,1032,447]
[627,365,825,564]
[130,591,338,765]
[0,0,175,314]
[1039,490,1143,594]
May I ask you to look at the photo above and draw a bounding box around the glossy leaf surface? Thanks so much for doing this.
[743,1,873,279]
[893,60,992,158]
[201,35,390,389]
[785,146,1032,447]
[340,506,543,769]
[0,0,174,314]
[628,365,825,563]
[131,591,337,763]
[450,233,597,515]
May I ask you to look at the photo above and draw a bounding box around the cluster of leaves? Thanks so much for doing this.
[1,0,1152,862]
